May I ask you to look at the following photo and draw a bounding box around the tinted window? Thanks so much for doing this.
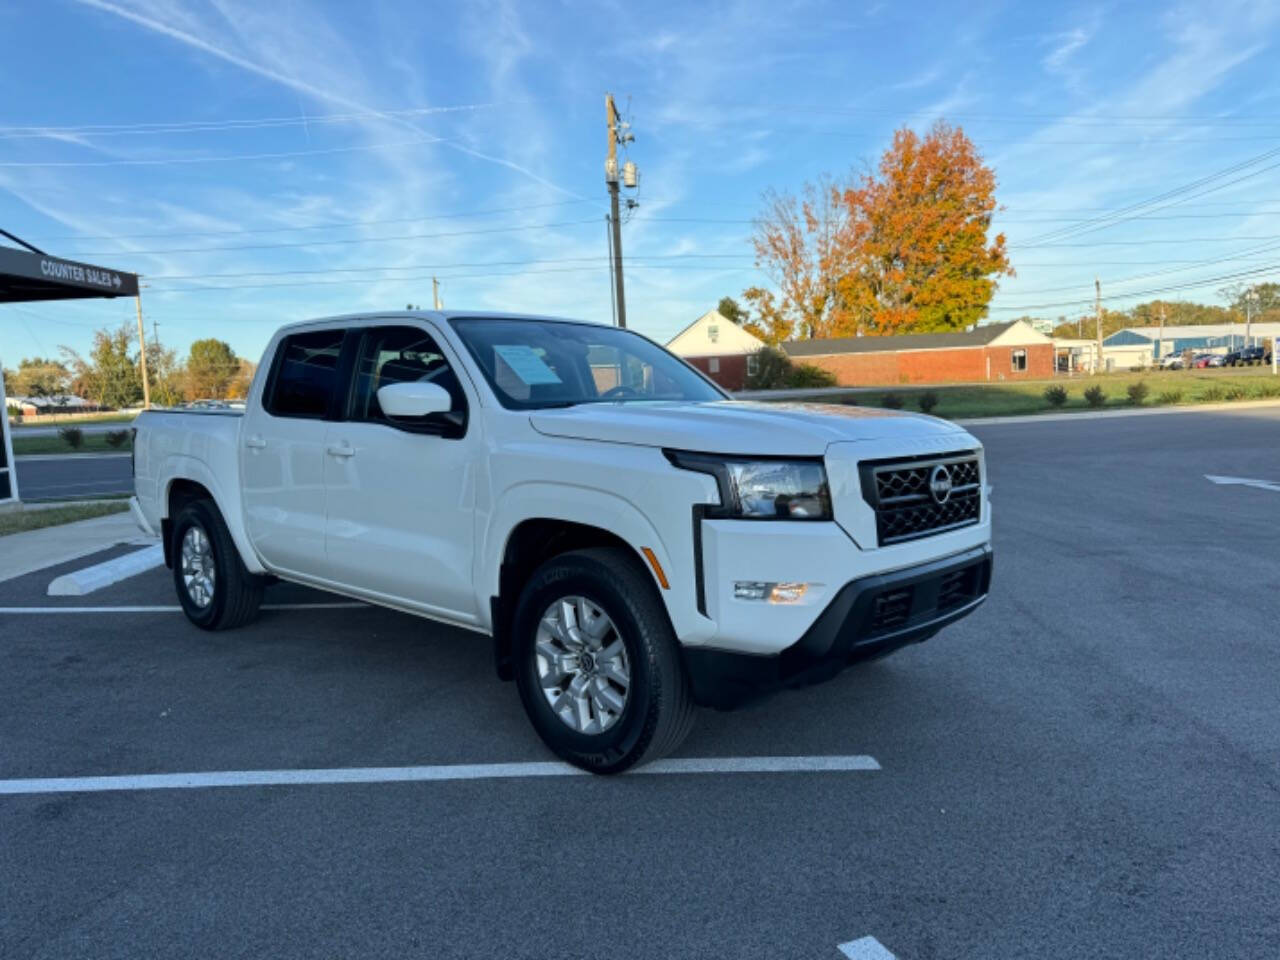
[349,325,467,434]
[450,317,725,410]
[266,329,345,418]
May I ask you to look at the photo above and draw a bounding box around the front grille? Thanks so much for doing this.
[860,452,982,546]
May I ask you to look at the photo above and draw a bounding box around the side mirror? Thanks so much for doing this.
[377,381,452,418]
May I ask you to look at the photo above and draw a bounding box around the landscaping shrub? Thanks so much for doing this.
[916,390,939,414]
[1042,385,1068,408]
[786,363,837,388]
[1156,389,1183,405]
[105,429,131,448]
[744,347,836,390]
[1083,385,1106,408]
[1126,382,1149,406]
[881,393,904,410]
[1201,385,1225,402]
[59,426,84,449]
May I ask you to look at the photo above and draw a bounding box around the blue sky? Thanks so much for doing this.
[3,0,1280,367]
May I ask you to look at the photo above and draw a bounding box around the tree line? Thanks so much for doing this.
[4,323,254,411]
[1039,283,1280,341]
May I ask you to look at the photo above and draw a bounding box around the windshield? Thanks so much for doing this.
[450,317,727,410]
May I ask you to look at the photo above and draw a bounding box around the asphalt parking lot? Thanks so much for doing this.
[3,407,1279,959]
[11,453,133,500]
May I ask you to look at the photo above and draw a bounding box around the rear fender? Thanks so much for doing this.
[160,454,266,575]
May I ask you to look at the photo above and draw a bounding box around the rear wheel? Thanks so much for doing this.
[512,547,695,773]
[171,498,264,630]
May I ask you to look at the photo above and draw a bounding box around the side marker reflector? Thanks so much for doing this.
[641,547,670,589]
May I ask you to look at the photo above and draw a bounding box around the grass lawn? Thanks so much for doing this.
[11,432,132,456]
[784,367,1280,419]
[0,501,129,537]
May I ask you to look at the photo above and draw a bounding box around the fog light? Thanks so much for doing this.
[768,582,808,604]
[733,581,810,603]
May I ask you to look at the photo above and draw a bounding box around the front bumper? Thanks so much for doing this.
[682,544,993,710]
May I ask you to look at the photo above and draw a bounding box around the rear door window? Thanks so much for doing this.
[265,329,346,419]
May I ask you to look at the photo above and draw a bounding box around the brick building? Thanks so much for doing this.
[665,310,765,390]
[782,320,1054,386]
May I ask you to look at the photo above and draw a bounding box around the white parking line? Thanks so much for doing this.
[0,756,880,795]
[47,544,164,596]
[0,602,368,614]
[838,936,897,959]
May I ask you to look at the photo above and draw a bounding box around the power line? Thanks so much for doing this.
[0,134,464,168]
[72,218,603,257]
[147,253,753,281]
[1021,145,1280,245]
[988,261,1280,312]
[0,102,504,139]
[146,263,756,296]
[32,200,593,242]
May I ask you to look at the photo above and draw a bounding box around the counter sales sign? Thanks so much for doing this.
[0,246,139,301]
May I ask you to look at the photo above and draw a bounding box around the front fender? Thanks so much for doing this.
[480,482,702,641]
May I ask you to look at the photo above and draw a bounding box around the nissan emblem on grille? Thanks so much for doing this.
[929,464,953,504]
[860,452,982,546]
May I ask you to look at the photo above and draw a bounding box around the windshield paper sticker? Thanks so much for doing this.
[494,344,562,385]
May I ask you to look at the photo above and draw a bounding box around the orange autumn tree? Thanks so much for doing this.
[744,122,1012,342]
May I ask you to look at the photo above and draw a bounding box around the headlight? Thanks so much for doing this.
[665,451,832,520]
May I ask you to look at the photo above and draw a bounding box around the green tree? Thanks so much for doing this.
[60,324,143,409]
[146,342,185,407]
[717,296,750,326]
[7,357,70,398]
[185,338,239,400]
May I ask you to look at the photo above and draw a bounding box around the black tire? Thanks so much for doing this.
[171,498,264,630]
[512,547,695,774]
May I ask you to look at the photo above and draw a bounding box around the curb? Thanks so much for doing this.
[47,544,165,596]
[955,398,1280,427]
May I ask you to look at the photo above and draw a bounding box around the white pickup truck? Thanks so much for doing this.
[132,311,992,772]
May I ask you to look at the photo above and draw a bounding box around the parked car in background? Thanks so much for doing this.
[1225,346,1266,366]
[1206,355,1225,367]
[1191,354,1214,368]
[1157,353,1184,369]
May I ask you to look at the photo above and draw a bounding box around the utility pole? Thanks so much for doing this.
[432,277,442,311]
[134,293,151,409]
[1094,277,1103,374]
[605,93,635,329]
[1158,305,1165,363]
[1244,289,1256,348]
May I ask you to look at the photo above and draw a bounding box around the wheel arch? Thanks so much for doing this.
[159,456,264,574]
[485,492,677,682]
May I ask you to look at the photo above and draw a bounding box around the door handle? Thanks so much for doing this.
[326,442,355,459]
[245,435,267,450]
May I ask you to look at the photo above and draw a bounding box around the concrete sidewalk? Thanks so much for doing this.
[0,512,156,583]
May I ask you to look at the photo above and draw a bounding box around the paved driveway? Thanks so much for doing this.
[2,408,1278,959]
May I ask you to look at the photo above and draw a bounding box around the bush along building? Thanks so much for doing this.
[779,320,1054,386]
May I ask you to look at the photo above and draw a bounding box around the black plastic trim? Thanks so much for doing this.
[682,545,993,710]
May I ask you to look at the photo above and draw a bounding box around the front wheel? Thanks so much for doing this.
[512,547,695,773]
[171,498,264,630]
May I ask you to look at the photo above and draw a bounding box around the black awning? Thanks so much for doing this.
[0,245,139,303]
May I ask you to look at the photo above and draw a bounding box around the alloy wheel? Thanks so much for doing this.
[535,595,631,735]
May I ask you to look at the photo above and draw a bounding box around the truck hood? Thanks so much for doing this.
[528,401,969,456]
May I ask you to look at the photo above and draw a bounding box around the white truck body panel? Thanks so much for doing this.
[133,310,992,662]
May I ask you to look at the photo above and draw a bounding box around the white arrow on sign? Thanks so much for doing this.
[112,274,121,288]
[1205,474,1280,493]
